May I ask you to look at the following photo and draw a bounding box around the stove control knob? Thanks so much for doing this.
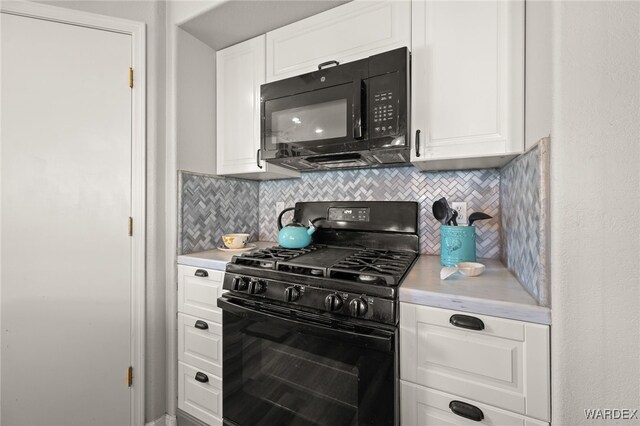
[324,294,344,312]
[248,279,266,295]
[284,286,301,302]
[231,276,248,291]
[349,298,368,317]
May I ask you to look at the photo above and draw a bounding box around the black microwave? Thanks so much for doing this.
[260,47,410,171]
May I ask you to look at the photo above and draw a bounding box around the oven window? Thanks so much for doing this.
[271,99,347,143]
[222,306,396,426]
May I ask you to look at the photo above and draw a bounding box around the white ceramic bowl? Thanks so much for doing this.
[222,233,250,249]
[455,262,486,277]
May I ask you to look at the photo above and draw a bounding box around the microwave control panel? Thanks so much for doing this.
[369,72,400,137]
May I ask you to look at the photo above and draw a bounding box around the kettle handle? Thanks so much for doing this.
[277,207,297,230]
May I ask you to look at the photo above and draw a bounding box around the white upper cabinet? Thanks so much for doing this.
[411,0,525,171]
[216,35,299,179]
[266,1,411,82]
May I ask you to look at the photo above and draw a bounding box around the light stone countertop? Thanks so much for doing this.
[177,241,276,271]
[400,255,551,325]
[178,244,551,324]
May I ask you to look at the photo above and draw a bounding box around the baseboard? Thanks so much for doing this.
[146,413,177,426]
[166,414,177,426]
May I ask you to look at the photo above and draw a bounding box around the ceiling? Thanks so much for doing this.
[180,0,350,50]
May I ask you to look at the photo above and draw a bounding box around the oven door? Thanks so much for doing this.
[262,81,366,159]
[218,295,397,426]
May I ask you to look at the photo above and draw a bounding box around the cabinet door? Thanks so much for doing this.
[178,362,223,426]
[266,1,411,82]
[400,381,548,426]
[178,265,225,323]
[400,304,550,421]
[178,313,223,377]
[216,35,266,175]
[411,0,524,169]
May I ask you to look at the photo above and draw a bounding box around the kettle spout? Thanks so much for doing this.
[307,221,317,236]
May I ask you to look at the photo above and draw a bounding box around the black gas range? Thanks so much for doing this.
[223,201,418,326]
[218,201,418,426]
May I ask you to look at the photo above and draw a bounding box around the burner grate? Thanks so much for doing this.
[233,246,319,269]
[329,249,416,286]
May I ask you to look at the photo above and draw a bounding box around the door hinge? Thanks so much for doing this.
[129,67,134,88]
[128,217,133,236]
[127,366,133,387]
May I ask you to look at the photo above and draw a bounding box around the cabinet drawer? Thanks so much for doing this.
[400,304,550,421]
[178,265,224,322]
[400,381,548,426]
[178,362,222,426]
[178,313,222,377]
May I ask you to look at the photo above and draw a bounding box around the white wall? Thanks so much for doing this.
[38,1,168,422]
[176,28,217,175]
[550,1,640,424]
[525,1,552,150]
[168,0,222,26]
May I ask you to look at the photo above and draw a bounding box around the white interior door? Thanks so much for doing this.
[1,13,133,426]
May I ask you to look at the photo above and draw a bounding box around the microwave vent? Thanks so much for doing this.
[371,151,409,164]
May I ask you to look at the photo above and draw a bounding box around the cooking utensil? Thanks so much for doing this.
[468,212,492,226]
[432,197,450,224]
[448,210,459,226]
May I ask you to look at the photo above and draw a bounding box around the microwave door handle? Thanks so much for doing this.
[353,80,365,139]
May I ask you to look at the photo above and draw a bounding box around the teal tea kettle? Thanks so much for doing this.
[277,207,325,249]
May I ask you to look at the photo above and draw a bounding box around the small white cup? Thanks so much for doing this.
[222,233,250,249]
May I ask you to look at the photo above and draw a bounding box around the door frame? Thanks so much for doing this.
[0,2,146,425]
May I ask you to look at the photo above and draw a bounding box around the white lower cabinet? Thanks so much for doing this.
[178,313,223,377]
[400,303,550,424]
[178,265,224,425]
[401,381,548,426]
[178,265,225,323]
[179,362,223,426]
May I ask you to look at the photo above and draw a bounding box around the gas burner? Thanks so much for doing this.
[259,262,274,268]
[357,274,382,283]
[310,269,323,276]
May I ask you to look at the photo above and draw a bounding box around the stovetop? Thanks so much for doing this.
[232,245,416,287]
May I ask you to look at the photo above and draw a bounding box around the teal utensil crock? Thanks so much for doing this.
[440,225,476,267]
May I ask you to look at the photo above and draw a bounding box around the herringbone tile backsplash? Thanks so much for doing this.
[259,167,501,258]
[179,167,501,258]
[179,172,259,255]
[500,138,550,306]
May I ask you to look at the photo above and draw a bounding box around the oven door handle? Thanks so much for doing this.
[218,296,395,353]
